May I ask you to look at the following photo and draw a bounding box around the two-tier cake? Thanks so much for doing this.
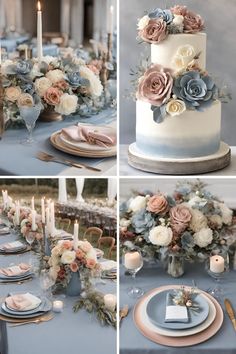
[128,5,230,174]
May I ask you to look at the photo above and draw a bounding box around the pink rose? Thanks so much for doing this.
[139,19,167,44]
[170,205,192,234]
[54,80,69,91]
[86,259,96,269]
[70,262,79,272]
[171,5,188,16]
[87,64,100,75]
[62,240,72,249]
[184,11,204,33]
[44,87,62,105]
[147,195,169,214]
[137,64,173,106]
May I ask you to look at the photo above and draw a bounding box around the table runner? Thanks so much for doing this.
[120,264,236,354]
[0,229,116,354]
[0,108,116,176]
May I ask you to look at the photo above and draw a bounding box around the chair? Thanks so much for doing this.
[97,237,116,259]
[43,32,69,47]
[109,245,117,261]
[57,218,71,232]
[102,216,116,237]
[83,227,103,246]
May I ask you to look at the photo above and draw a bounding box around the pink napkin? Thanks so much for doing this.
[6,295,33,311]
[61,124,116,148]
[0,263,30,277]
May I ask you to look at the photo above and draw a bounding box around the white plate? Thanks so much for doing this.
[142,288,216,337]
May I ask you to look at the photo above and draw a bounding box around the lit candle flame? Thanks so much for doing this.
[37,1,41,11]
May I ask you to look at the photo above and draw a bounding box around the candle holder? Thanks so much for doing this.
[206,253,229,299]
[123,251,144,299]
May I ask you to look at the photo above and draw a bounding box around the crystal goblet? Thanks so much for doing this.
[19,103,42,145]
[124,250,144,299]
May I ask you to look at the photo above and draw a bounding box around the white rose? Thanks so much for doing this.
[55,93,78,115]
[120,218,131,228]
[149,226,173,246]
[129,196,147,213]
[173,15,184,26]
[188,196,207,208]
[35,77,52,97]
[61,250,76,264]
[218,202,232,225]
[137,15,150,30]
[193,228,213,248]
[172,45,195,71]
[166,99,186,116]
[46,69,65,83]
[86,248,97,261]
[1,59,14,75]
[190,209,208,232]
[208,214,223,229]
[79,66,103,97]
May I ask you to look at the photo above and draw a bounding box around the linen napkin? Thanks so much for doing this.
[165,293,189,323]
[5,293,41,311]
[100,260,117,272]
[61,124,116,148]
[0,263,30,277]
[0,241,24,250]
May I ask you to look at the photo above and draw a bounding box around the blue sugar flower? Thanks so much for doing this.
[173,71,218,111]
[148,8,173,24]
[151,104,167,124]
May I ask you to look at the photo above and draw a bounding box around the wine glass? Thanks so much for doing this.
[19,103,42,145]
[39,270,55,299]
[206,253,229,299]
[124,250,144,298]
[25,231,35,265]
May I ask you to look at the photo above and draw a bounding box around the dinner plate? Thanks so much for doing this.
[50,131,117,158]
[0,269,32,279]
[146,289,209,330]
[0,245,27,253]
[1,298,52,318]
[0,273,33,282]
[137,286,216,338]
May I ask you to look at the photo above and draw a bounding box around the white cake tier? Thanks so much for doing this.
[136,100,221,158]
[151,33,206,71]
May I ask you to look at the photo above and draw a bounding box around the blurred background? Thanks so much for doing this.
[119,0,236,146]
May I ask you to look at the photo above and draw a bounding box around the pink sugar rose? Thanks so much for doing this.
[170,205,192,234]
[183,11,204,33]
[70,262,79,272]
[147,195,169,214]
[139,19,167,44]
[137,64,173,106]
[170,5,188,16]
[44,87,62,105]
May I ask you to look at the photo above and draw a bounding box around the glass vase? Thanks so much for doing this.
[167,254,185,278]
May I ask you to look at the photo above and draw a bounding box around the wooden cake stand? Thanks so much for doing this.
[128,142,231,175]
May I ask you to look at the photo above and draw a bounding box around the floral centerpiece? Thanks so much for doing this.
[20,213,43,241]
[48,240,100,296]
[120,181,233,277]
[7,205,31,226]
[2,56,104,126]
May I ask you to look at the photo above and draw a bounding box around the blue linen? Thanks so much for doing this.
[0,108,116,176]
[0,228,116,354]
[120,264,236,354]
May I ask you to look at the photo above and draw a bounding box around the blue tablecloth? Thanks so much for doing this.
[120,263,236,354]
[0,224,116,354]
[0,109,116,176]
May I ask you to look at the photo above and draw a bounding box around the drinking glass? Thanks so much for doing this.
[25,231,35,265]
[123,250,144,298]
[19,103,42,145]
[39,270,55,299]
[206,252,229,299]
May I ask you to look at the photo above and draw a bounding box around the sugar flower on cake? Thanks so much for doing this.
[166,98,186,116]
[172,45,196,72]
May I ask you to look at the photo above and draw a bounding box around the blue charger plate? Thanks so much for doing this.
[1,297,52,318]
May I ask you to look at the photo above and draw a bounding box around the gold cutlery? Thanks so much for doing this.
[224,298,236,331]
[36,151,101,172]
[9,314,54,327]
[119,305,129,326]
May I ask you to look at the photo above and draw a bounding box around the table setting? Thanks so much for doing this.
[119,180,236,352]
[0,186,117,354]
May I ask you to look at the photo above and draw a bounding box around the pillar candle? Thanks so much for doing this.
[31,210,37,231]
[41,197,45,224]
[104,294,116,311]
[37,1,43,63]
[107,5,114,34]
[124,252,142,270]
[210,255,225,273]
[73,220,79,250]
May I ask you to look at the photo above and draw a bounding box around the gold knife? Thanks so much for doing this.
[224,298,236,331]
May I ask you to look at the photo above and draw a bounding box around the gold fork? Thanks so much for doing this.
[36,151,101,172]
[9,314,54,327]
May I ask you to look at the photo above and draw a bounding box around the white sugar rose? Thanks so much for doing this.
[137,15,150,30]
[190,209,207,232]
[218,202,232,225]
[35,77,52,97]
[61,250,76,264]
[208,214,223,229]
[46,69,65,83]
[172,45,195,71]
[55,93,78,115]
[79,66,103,97]
[120,218,131,228]
[5,86,21,102]
[149,226,173,246]
[173,15,184,26]
[129,196,147,213]
[193,228,213,248]
[166,99,186,116]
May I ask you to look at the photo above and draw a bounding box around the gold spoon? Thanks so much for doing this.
[9,314,54,327]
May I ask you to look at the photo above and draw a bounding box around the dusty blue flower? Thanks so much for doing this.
[15,60,32,75]
[173,71,218,111]
[131,209,155,235]
[67,72,89,88]
[20,82,35,95]
[148,8,173,24]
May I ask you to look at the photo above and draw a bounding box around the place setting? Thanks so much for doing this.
[0,241,30,255]
[0,263,34,284]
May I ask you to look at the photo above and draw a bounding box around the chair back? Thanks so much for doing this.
[83,227,103,246]
[97,237,116,259]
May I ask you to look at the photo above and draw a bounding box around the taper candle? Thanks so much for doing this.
[37,1,43,62]
[73,220,79,250]
[41,197,45,224]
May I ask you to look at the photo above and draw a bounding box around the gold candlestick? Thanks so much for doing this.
[0,66,4,139]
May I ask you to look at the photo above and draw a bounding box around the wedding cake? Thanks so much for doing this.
[128,5,230,173]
